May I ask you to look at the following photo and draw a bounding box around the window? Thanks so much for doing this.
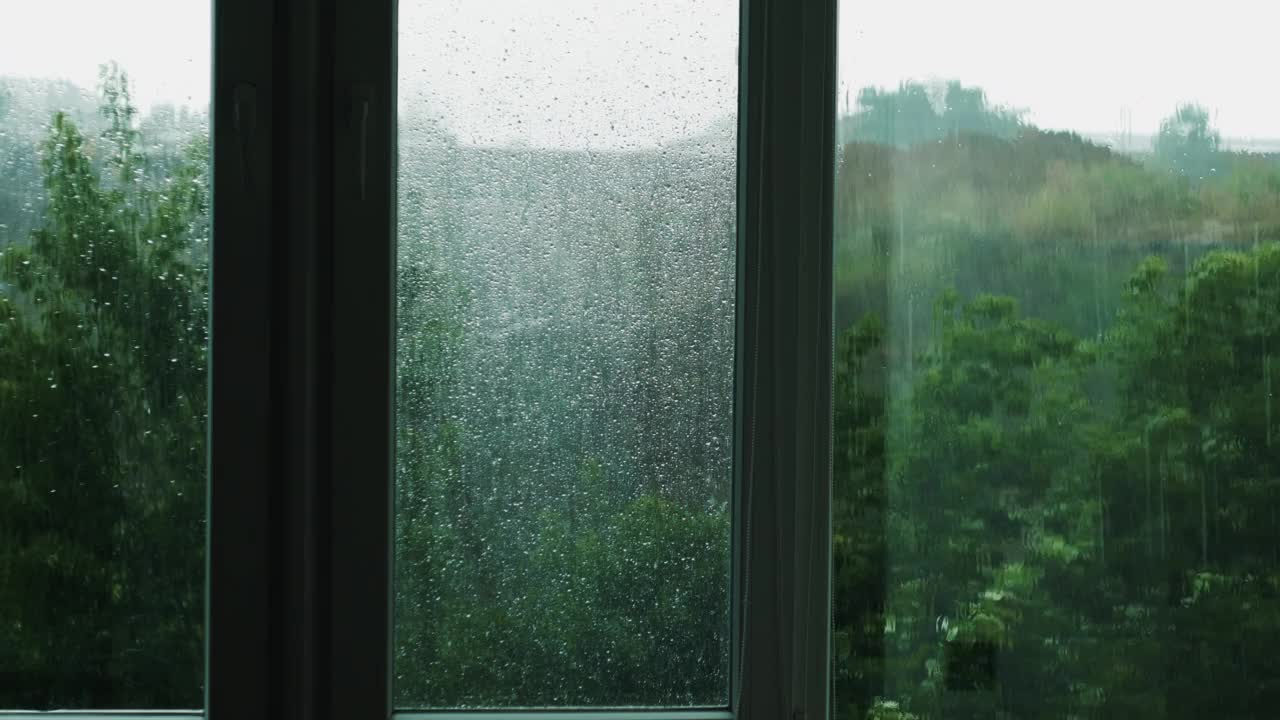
[18,1,1280,717]
[0,3,210,710]
[1,1,841,718]
[392,0,739,709]
[832,2,1280,718]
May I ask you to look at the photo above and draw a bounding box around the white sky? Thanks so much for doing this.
[398,0,739,149]
[0,1,211,111]
[2,1,1278,143]
[840,0,1280,140]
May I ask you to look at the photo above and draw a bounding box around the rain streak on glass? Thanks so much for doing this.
[394,0,738,709]
[831,1,1280,718]
[0,1,210,711]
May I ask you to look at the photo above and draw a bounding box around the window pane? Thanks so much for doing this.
[0,2,210,711]
[394,0,738,709]
[833,3,1280,719]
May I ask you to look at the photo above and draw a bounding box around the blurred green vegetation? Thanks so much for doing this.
[832,82,1280,719]
[4,69,1280,718]
[0,67,207,708]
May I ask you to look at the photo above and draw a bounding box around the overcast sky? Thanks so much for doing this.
[2,1,1277,145]
[841,0,1280,140]
[0,1,211,111]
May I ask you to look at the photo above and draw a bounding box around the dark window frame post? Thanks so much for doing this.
[207,0,276,717]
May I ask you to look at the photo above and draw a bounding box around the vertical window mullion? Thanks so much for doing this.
[208,0,278,718]
[277,1,336,719]
[736,0,835,717]
[329,0,397,717]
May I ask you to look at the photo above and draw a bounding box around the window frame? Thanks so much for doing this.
[205,0,277,717]
[0,0,837,716]
[326,0,837,719]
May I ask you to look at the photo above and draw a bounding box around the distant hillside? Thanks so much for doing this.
[1084,131,1280,156]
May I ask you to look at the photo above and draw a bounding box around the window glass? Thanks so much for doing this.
[0,1,210,710]
[394,0,738,709]
[832,3,1280,718]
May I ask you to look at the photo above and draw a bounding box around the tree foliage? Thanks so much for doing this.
[833,95,1280,719]
[0,67,208,708]
[840,81,1025,148]
[1154,103,1222,184]
[5,65,1280,719]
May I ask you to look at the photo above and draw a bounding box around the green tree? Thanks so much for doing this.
[880,292,1099,718]
[840,81,1023,148]
[0,68,208,709]
[1154,103,1222,184]
[832,314,889,720]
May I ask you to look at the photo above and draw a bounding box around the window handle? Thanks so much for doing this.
[232,83,256,192]
[351,85,373,201]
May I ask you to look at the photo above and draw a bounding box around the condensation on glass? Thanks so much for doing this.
[393,0,738,709]
[0,1,210,711]
[832,2,1280,719]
